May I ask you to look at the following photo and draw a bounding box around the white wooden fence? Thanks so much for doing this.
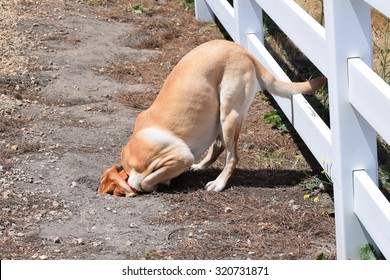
[195,0,390,259]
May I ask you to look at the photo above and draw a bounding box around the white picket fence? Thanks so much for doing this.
[195,0,390,259]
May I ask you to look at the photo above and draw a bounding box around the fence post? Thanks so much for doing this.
[234,0,263,48]
[324,0,378,259]
[195,0,215,22]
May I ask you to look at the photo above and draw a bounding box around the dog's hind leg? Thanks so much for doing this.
[191,135,224,171]
[205,68,257,192]
[205,110,243,192]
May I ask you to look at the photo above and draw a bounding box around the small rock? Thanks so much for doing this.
[73,238,84,245]
[292,205,300,211]
[51,73,60,79]
[91,241,101,247]
[39,255,48,260]
[53,237,61,244]
[11,145,18,151]
[224,206,233,213]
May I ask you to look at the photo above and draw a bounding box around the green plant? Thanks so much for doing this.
[301,160,333,206]
[302,176,323,193]
[303,172,332,190]
[264,109,289,135]
[359,243,384,260]
[82,0,106,6]
[124,3,153,15]
[315,252,327,260]
[180,0,195,11]
[379,165,390,189]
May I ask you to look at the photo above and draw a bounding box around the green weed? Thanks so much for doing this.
[264,109,289,135]
[360,243,384,260]
[123,3,153,15]
[379,165,390,189]
[315,252,327,260]
[81,0,106,6]
[180,0,195,11]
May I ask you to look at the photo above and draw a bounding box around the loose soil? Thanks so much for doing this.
[0,0,335,260]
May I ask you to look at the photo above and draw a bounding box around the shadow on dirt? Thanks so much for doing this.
[160,168,307,194]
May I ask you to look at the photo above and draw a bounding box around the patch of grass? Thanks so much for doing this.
[0,114,27,136]
[81,0,107,6]
[315,252,327,260]
[360,243,384,260]
[0,141,41,168]
[264,109,289,135]
[180,0,194,11]
[124,23,180,49]
[379,165,390,189]
[117,90,156,109]
[123,3,153,16]
[301,173,332,195]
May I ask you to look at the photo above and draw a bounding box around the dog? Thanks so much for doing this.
[98,40,326,197]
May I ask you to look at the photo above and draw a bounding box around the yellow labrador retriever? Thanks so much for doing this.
[99,40,326,197]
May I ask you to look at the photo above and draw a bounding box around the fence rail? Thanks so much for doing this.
[195,0,390,259]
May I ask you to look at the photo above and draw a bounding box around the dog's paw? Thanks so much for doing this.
[190,163,203,171]
[205,180,226,192]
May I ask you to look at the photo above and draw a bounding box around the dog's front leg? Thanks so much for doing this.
[140,148,194,193]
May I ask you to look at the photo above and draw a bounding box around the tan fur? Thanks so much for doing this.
[98,40,326,197]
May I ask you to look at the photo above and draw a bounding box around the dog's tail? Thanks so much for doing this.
[252,57,327,98]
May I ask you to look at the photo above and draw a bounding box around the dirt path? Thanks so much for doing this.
[1,0,335,260]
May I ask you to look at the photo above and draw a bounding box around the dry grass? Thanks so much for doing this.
[144,186,335,260]
[124,23,181,49]
[117,89,157,109]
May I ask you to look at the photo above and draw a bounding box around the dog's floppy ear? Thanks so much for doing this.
[98,165,137,197]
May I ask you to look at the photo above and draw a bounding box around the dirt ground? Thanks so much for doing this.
[0,0,336,260]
